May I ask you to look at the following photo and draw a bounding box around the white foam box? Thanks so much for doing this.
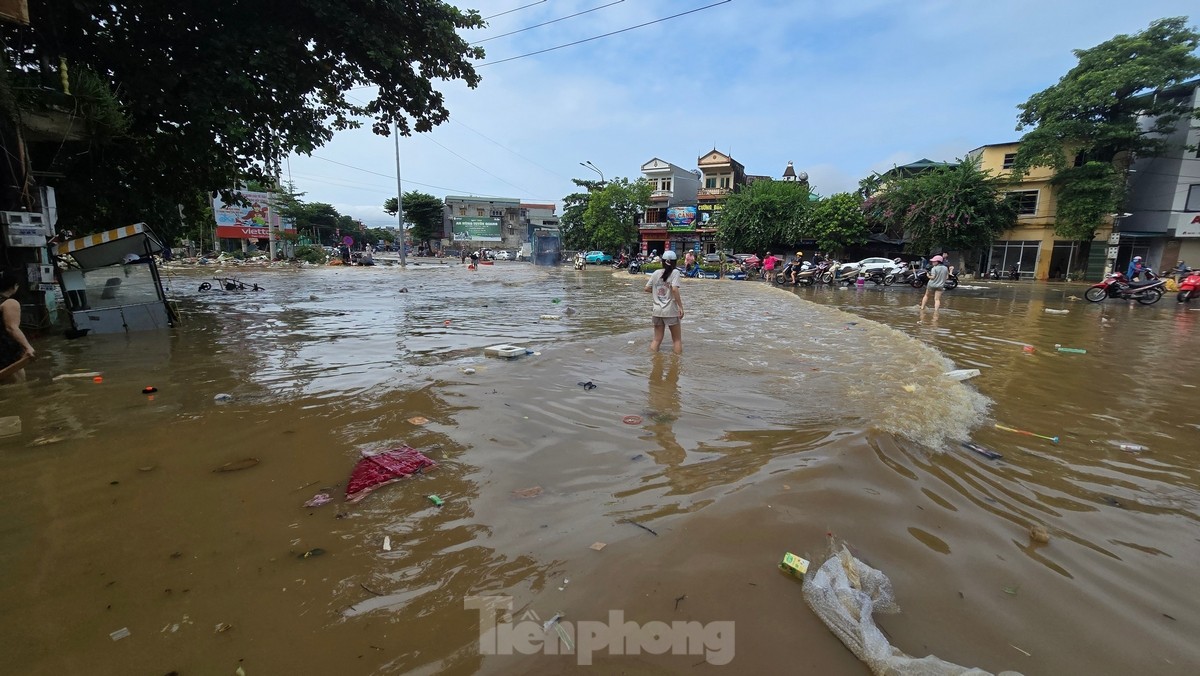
[484,344,525,359]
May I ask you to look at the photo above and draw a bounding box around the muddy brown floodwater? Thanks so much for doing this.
[1,263,1197,675]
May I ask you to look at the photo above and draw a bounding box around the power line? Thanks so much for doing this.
[483,0,547,21]
[422,136,538,196]
[299,156,560,201]
[449,117,573,181]
[478,0,732,67]
[472,0,625,45]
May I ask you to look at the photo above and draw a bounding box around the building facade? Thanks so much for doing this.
[1122,80,1200,271]
[638,158,703,256]
[968,142,1112,280]
[695,150,747,242]
[443,196,523,251]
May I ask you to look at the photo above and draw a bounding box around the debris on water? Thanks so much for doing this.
[1044,308,1069,314]
[213,393,233,403]
[1029,524,1050,544]
[303,493,333,508]
[0,416,21,438]
[1022,345,1035,353]
[428,494,445,507]
[1002,585,1019,596]
[512,486,543,499]
[141,386,158,394]
[137,465,156,472]
[460,367,476,374]
[779,552,810,579]
[309,294,319,301]
[630,454,645,461]
[628,340,636,344]
[584,348,594,353]
[109,627,131,641]
[962,442,1002,460]
[345,446,436,503]
[407,416,430,425]
[578,381,597,390]
[944,368,980,381]
[383,536,392,551]
[1111,441,1148,453]
[590,542,607,551]
[52,371,103,381]
[214,622,233,633]
[540,314,561,320]
[1054,345,1087,354]
[236,666,247,676]
[563,307,577,316]
[902,384,916,393]
[398,287,408,293]
[1010,644,1032,657]
[551,298,560,303]
[299,548,326,559]
[624,519,658,536]
[213,458,260,472]
[622,415,642,425]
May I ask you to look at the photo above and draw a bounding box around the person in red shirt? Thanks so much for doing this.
[762,251,776,281]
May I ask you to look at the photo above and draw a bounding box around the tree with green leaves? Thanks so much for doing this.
[801,193,870,256]
[4,0,484,239]
[581,178,649,252]
[717,180,812,254]
[863,158,1017,254]
[385,192,445,247]
[558,179,601,251]
[1011,17,1200,239]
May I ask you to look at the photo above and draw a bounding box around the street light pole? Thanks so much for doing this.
[580,161,605,185]
[394,123,406,267]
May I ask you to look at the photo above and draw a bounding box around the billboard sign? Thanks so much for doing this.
[212,190,296,240]
[666,206,698,229]
[453,217,501,242]
[697,203,723,225]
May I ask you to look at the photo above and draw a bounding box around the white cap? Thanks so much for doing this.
[662,250,677,261]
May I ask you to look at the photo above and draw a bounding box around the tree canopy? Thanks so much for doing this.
[557,179,600,252]
[385,192,444,246]
[584,178,651,252]
[717,180,812,254]
[802,193,870,255]
[3,0,484,237]
[1011,16,1200,239]
[862,158,1017,254]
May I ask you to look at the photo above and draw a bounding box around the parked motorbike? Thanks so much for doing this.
[628,257,643,274]
[863,268,895,286]
[909,269,959,290]
[821,261,862,285]
[1177,268,1200,302]
[775,261,817,286]
[1085,271,1165,304]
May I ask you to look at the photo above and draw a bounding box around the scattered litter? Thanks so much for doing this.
[622,415,643,425]
[1010,644,1032,657]
[578,381,597,390]
[345,446,436,504]
[0,416,20,438]
[804,543,1013,675]
[137,465,156,472]
[460,366,476,374]
[558,578,570,591]
[627,340,636,344]
[213,458,260,473]
[944,368,980,381]
[1054,345,1087,354]
[303,493,333,508]
[512,486,543,498]
[624,519,658,536]
[564,307,578,316]
[109,627,131,641]
[995,423,1059,444]
[543,612,564,633]
[141,386,158,394]
[213,393,233,403]
[484,344,525,359]
[93,376,104,383]
[299,548,325,559]
[398,287,408,293]
[52,371,103,381]
[902,384,916,393]
[589,542,607,551]
[1110,441,1148,453]
[214,622,233,633]
[1021,345,1035,353]
[1044,308,1069,314]
[552,298,560,303]
[407,416,430,425]
[1029,524,1050,544]
[444,320,451,325]
[540,314,561,320]
[383,536,392,551]
[630,454,645,461]
[779,552,810,579]
[584,348,594,353]
[1002,585,1019,596]
[428,494,445,507]
[962,441,1002,460]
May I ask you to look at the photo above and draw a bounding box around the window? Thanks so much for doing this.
[720,176,731,189]
[476,208,485,217]
[705,177,717,189]
[1007,190,1039,215]
[1002,153,1017,169]
[458,207,466,216]
[491,209,503,217]
[1073,152,1085,167]
[1186,185,1200,212]
[662,178,671,192]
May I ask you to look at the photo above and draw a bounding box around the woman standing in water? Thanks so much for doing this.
[0,269,36,381]
[644,250,684,354]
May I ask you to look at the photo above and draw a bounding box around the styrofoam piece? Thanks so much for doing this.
[944,369,981,381]
[484,344,525,359]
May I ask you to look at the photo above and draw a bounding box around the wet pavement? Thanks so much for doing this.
[0,263,1197,675]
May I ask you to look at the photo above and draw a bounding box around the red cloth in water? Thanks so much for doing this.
[345,446,436,504]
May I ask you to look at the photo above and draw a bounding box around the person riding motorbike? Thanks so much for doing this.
[788,251,804,285]
[1125,256,1146,282]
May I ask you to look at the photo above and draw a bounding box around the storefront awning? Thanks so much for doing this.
[56,223,163,270]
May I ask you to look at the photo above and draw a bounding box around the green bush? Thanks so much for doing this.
[293,244,326,264]
[641,262,662,273]
[699,263,721,273]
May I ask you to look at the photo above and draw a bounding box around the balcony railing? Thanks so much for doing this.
[650,190,673,199]
[639,221,668,229]
[698,187,732,197]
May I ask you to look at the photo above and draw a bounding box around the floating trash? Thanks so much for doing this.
[622,415,643,425]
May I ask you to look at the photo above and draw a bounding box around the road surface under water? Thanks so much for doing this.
[0,263,1196,675]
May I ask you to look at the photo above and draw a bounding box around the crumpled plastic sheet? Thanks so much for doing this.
[345,446,436,504]
[802,544,1022,676]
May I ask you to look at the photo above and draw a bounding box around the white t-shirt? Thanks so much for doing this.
[646,268,681,317]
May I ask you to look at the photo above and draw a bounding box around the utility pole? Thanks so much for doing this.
[394,123,406,267]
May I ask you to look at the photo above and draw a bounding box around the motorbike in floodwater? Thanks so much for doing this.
[909,268,959,290]
[1176,268,1200,302]
[1085,271,1165,304]
[775,261,818,286]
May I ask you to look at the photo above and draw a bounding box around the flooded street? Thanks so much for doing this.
[1,263,1198,675]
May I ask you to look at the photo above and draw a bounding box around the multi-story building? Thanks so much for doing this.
[443,195,523,251]
[968,142,1113,280]
[638,158,701,256]
[520,203,560,264]
[1122,79,1200,270]
[695,149,747,237]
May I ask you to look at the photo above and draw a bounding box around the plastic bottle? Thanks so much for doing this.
[1118,443,1147,453]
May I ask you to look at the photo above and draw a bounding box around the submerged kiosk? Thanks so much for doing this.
[55,223,175,334]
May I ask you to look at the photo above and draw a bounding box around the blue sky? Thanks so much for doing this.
[285,0,1200,227]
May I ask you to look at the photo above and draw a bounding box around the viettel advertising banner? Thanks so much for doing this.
[212,190,296,239]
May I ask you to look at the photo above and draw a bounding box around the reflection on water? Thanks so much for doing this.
[1,265,1198,674]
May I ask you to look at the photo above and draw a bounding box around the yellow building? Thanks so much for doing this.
[968,142,1113,280]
